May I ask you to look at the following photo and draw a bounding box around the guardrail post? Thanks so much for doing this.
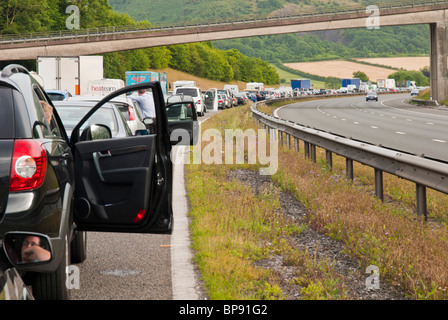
[374,169,384,201]
[326,150,333,169]
[286,134,291,148]
[294,137,300,152]
[416,183,428,220]
[304,142,310,159]
[278,131,283,145]
[310,144,317,163]
[346,158,354,180]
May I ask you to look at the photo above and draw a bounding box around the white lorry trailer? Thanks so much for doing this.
[37,56,103,95]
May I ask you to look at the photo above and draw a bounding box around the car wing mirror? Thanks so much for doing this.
[3,232,53,265]
[80,124,112,141]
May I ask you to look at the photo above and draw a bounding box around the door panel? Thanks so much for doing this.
[73,135,156,231]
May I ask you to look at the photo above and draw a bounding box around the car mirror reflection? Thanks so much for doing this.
[3,232,53,265]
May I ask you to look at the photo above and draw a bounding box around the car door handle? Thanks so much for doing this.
[92,151,110,182]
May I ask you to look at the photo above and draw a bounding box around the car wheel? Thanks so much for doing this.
[70,230,87,264]
[28,234,70,300]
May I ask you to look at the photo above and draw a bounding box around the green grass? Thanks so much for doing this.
[185,102,448,300]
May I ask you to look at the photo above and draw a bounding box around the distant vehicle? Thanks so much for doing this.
[410,89,420,96]
[174,86,206,116]
[86,78,125,96]
[291,79,311,91]
[172,80,196,91]
[217,94,230,109]
[223,84,239,95]
[217,89,234,108]
[45,89,72,101]
[235,93,246,105]
[366,91,378,101]
[37,56,103,96]
[204,88,219,111]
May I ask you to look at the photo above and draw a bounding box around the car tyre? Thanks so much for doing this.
[70,230,87,264]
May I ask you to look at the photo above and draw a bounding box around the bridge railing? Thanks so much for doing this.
[0,0,447,45]
[251,97,448,220]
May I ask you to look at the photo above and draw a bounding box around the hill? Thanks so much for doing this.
[109,0,430,62]
[154,67,248,91]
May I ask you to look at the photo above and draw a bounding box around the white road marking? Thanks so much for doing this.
[395,131,406,135]
[432,139,447,143]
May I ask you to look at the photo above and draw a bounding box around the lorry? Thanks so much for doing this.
[342,78,361,90]
[86,78,125,96]
[246,82,264,91]
[37,56,103,95]
[376,78,396,89]
[173,80,196,90]
[224,84,239,95]
[291,79,311,91]
[125,70,168,98]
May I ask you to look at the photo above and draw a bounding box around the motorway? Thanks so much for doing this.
[274,94,448,162]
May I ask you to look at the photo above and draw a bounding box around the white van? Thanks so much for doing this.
[173,86,206,116]
[86,79,125,96]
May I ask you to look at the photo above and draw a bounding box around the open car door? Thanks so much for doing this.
[69,82,184,234]
[166,100,199,145]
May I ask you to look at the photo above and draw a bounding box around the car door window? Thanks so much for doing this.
[32,86,61,138]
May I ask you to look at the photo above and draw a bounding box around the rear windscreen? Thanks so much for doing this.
[176,88,198,97]
[0,87,15,138]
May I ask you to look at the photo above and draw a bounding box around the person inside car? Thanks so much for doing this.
[20,235,51,264]
[40,100,53,124]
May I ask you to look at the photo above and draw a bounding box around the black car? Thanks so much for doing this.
[0,64,196,300]
[366,91,379,101]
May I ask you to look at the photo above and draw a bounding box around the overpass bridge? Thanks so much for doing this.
[1,0,448,101]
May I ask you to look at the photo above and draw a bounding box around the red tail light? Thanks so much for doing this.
[128,106,136,121]
[10,140,47,192]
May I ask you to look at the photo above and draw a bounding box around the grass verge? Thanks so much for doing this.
[184,102,448,300]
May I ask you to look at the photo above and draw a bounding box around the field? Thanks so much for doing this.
[284,57,432,83]
[356,57,432,71]
[284,60,398,82]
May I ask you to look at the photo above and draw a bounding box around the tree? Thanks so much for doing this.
[388,69,430,87]
[353,71,369,82]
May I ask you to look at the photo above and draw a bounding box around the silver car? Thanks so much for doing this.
[67,95,147,135]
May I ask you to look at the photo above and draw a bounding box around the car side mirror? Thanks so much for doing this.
[135,129,149,136]
[3,232,53,265]
[80,124,112,141]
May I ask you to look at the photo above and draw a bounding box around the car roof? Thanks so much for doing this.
[46,89,70,94]
[53,100,115,108]
[68,94,130,104]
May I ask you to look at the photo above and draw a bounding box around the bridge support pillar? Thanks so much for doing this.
[430,22,448,102]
